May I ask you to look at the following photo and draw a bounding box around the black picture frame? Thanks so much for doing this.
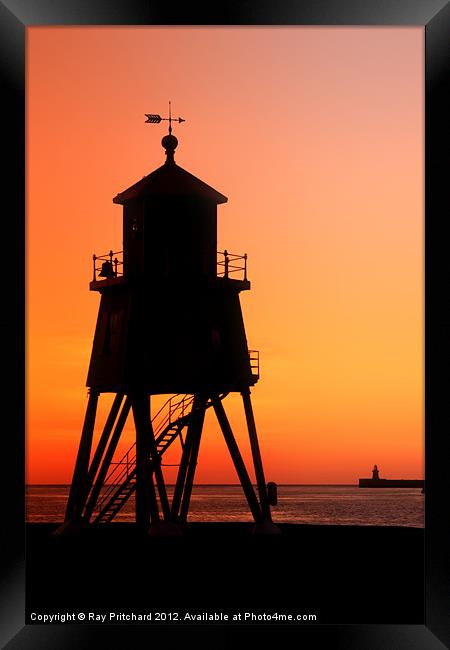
[1,1,449,648]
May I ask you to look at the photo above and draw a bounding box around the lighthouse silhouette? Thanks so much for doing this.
[58,108,279,535]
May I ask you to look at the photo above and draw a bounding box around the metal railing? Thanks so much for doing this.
[92,249,123,282]
[217,250,248,281]
[92,249,248,282]
[249,350,260,377]
[93,394,194,515]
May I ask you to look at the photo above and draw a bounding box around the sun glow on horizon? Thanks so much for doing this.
[27,26,423,484]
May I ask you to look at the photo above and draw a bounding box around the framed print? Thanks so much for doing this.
[1,1,449,648]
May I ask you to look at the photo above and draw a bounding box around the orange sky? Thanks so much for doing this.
[27,27,424,484]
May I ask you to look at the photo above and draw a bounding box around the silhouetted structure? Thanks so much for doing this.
[58,109,278,535]
[359,465,423,489]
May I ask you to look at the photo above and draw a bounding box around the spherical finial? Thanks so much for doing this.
[162,134,178,164]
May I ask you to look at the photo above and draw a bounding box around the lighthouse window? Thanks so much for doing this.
[102,311,122,355]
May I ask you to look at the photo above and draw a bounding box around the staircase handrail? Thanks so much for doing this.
[92,392,228,521]
[93,394,194,513]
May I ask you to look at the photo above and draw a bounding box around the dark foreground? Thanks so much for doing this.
[25,522,423,625]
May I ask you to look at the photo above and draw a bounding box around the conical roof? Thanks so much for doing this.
[113,162,228,205]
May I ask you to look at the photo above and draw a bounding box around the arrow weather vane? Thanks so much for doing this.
[145,101,185,135]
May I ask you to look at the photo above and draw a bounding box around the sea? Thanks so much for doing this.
[26,484,424,527]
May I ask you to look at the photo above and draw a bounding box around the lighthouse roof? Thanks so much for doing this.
[113,162,228,206]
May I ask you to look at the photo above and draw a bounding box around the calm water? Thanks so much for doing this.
[26,484,424,527]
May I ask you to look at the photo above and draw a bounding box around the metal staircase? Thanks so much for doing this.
[92,394,194,523]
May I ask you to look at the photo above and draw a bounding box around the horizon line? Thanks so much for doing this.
[25,482,369,487]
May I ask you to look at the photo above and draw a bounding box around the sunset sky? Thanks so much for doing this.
[27,27,424,484]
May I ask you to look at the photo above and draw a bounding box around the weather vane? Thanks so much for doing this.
[145,101,185,135]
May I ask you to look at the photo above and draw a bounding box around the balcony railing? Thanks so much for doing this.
[217,250,247,281]
[92,250,123,282]
[91,249,248,282]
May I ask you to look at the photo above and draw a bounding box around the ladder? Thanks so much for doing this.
[92,394,194,523]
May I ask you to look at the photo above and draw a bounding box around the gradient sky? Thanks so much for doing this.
[27,27,423,484]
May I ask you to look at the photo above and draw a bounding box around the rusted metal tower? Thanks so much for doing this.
[58,109,278,535]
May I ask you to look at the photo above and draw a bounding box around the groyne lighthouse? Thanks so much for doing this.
[58,107,278,535]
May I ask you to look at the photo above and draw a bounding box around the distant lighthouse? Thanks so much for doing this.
[359,464,424,489]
